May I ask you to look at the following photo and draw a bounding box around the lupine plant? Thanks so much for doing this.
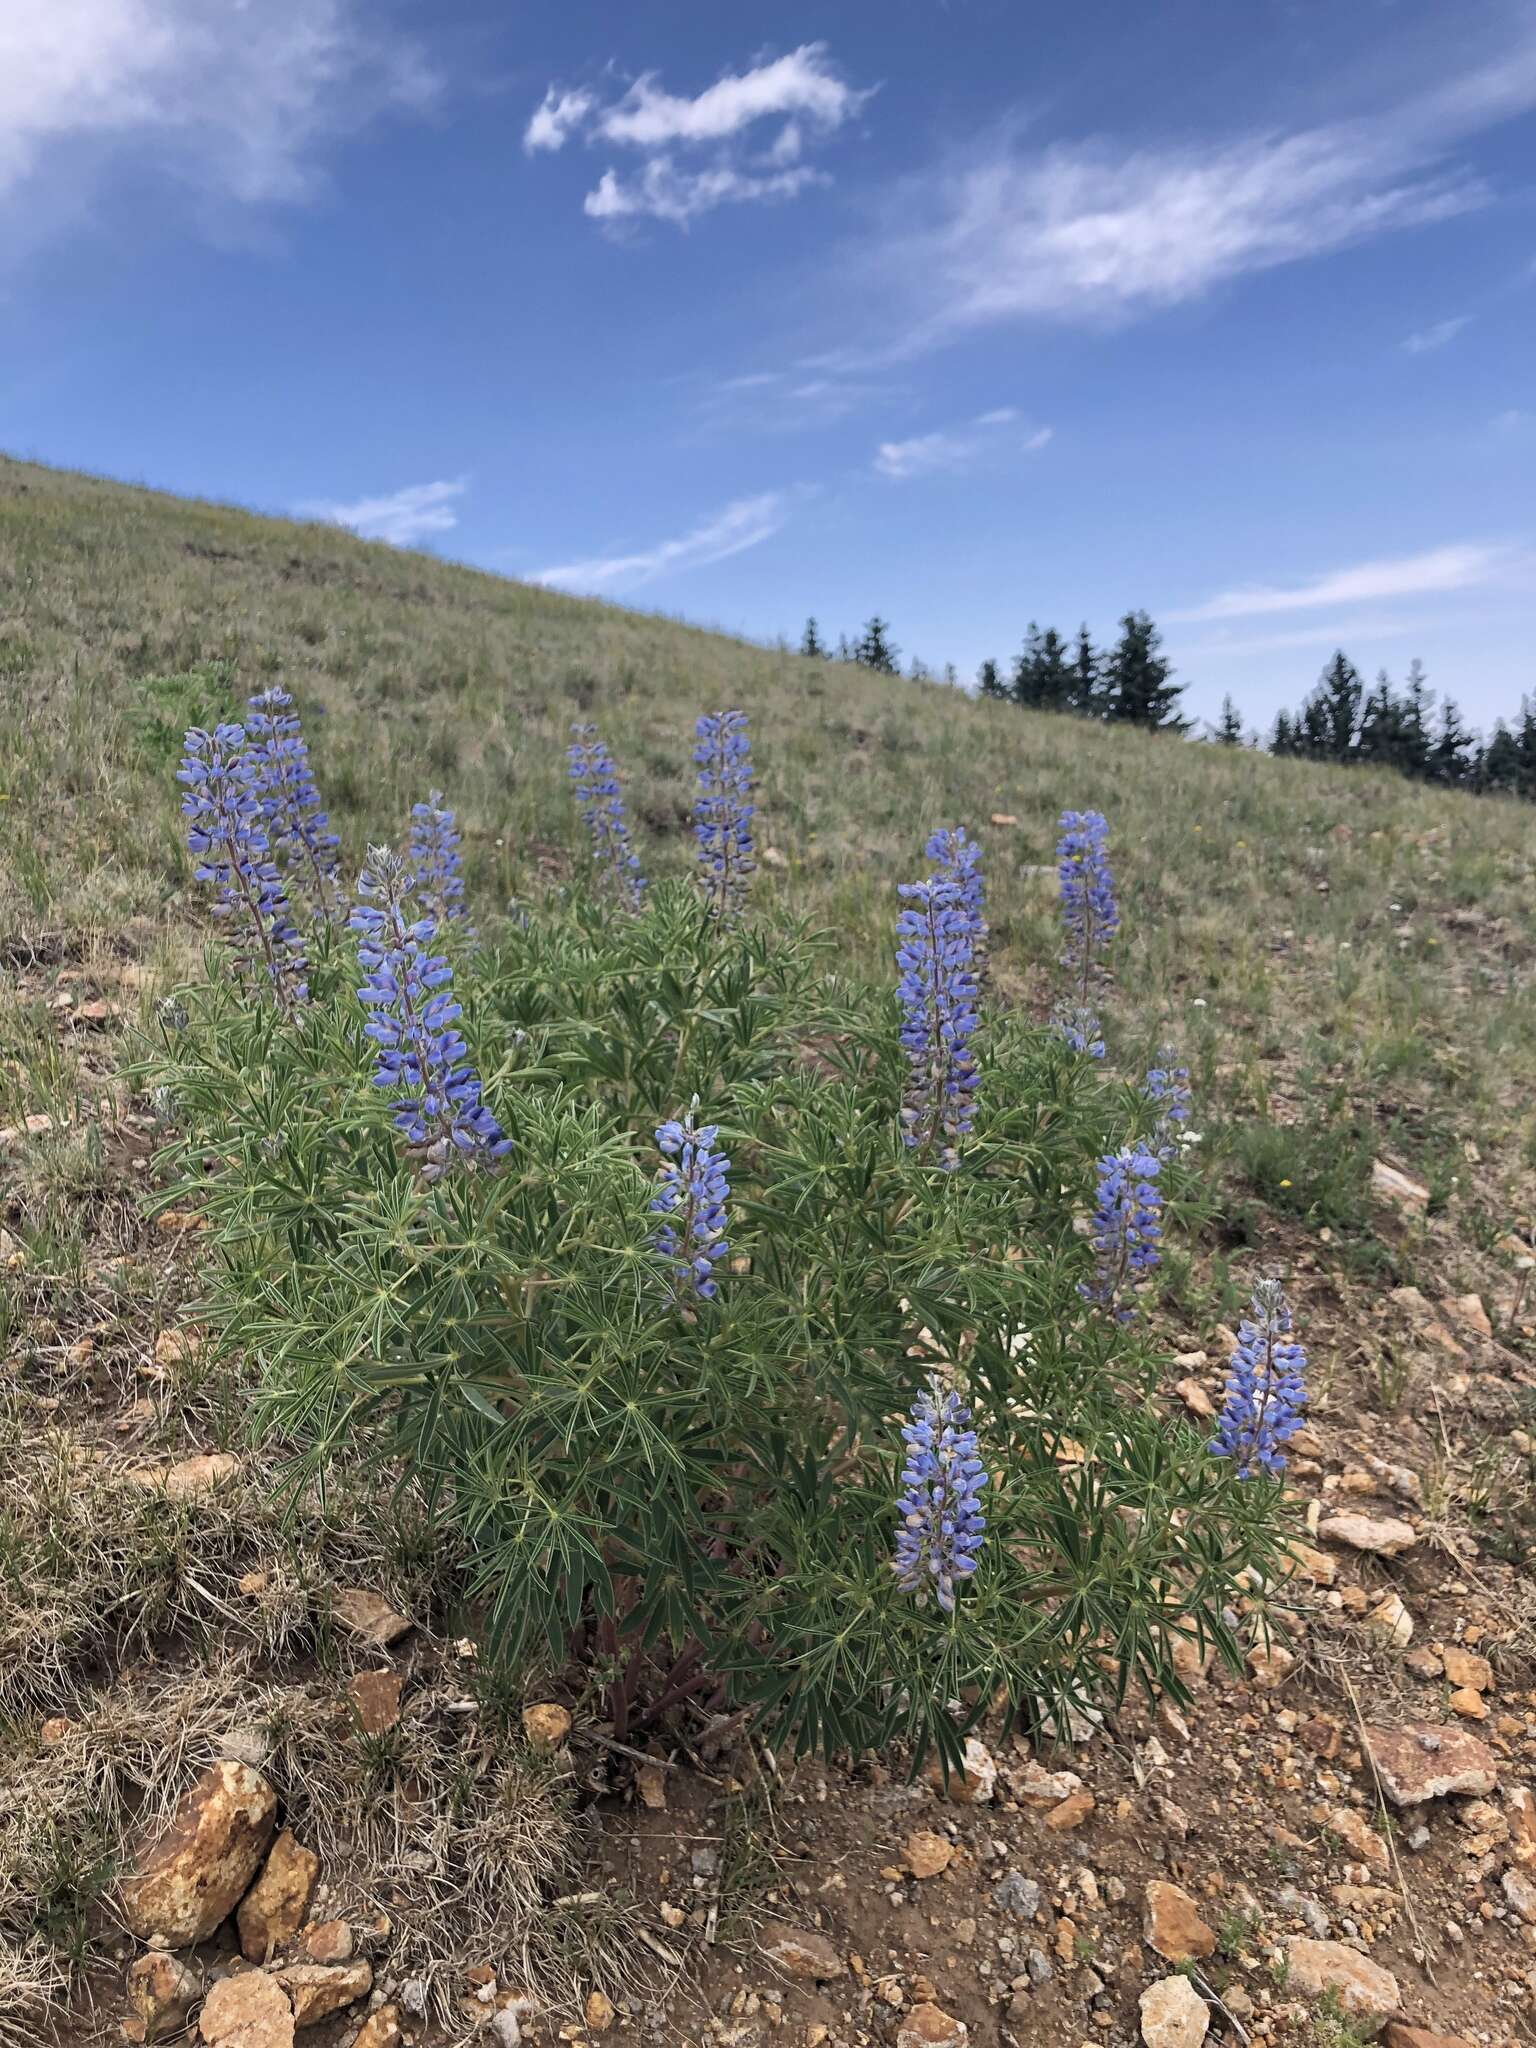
[408,790,472,934]
[1057,808,1119,999]
[149,730,1291,1770]
[925,826,987,969]
[692,711,755,923]
[243,686,341,920]
[351,848,508,1178]
[1210,1279,1308,1478]
[1052,1002,1105,1060]
[178,724,310,1012]
[1081,1143,1163,1318]
[651,1109,731,1301]
[1144,1049,1192,1154]
[895,852,983,1169]
[568,723,645,910]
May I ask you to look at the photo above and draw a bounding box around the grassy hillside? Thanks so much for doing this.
[5,452,1536,2048]
[4,452,1535,1259]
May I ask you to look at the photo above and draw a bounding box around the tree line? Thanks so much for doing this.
[799,613,1536,803]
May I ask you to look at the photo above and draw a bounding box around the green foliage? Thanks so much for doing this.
[148,883,1286,1766]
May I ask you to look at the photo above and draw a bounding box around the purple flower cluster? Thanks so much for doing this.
[243,687,340,920]
[896,837,984,1167]
[1081,1143,1163,1319]
[1057,810,1119,997]
[693,710,755,922]
[1144,1049,1192,1156]
[1052,1002,1106,1061]
[651,1110,731,1301]
[350,848,509,1179]
[178,724,309,1011]
[1209,1279,1307,1479]
[568,724,645,910]
[409,790,472,934]
[892,1380,988,1613]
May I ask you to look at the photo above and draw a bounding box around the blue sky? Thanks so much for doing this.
[3,1,1533,732]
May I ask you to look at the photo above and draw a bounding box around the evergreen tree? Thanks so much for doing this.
[836,633,853,663]
[1400,660,1433,780]
[1272,710,1298,756]
[908,655,931,682]
[1516,697,1536,800]
[1358,671,1402,768]
[1478,720,1521,793]
[1315,650,1364,761]
[978,658,1006,700]
[1103,612,1187,731]
[1297,692,1331,759]
[942,662,958,688]
[1429,697,1475,785]
[1213,695,1245,745]
[1010,623,1045,708]
[800,617,827,659]
[1070,625,1101,718]
[854,617,900,674]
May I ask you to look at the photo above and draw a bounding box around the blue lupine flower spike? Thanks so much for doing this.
[409,790,473,935]
[1057,809,1119,1000]
[895,860,982,1170]
[925,827,987,973]
[244,687,341,921]
[1144,1048,1192,1158]
[568,724,645,910]
[651,1109,731,1301]
[692,710,756,922]
[178,724,309,1012]
[1209,1278,1308,1479]
[1080,1144,1163,1320]
[1052,1003,1105,1061]
[893,1379,988,1614]
[350,847,509,1180]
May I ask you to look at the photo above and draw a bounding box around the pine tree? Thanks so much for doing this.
[908,655,931,682]
[1478,721,1521,793]
[978,658,1005,700]
[1035,627,1073,709]
[1272,710,1298,756]
[1298,692,1331,759]
[854,617,899,674]
[1400,660,1433,780]
[1358,671,1402,767]
[1103,612,1187,731]
[1070,625,1101,718]
[1010,623,1045,708]
[800,617,827,659]
[1213,696,1245,745]
[836,633,853,663]
[1429,697,1475,785]
[1516,697,1536,800]
[1315,651,1363,760]
[942,662,958,688]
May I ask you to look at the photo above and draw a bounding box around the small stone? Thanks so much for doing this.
[1404,1648,1443,1681]
[895,2004,967,2047]
[1327,1807,1390,1874]
[237,1831,320,1962]
[1441,1646,1492,1692]
[153,1328,202,1368]
[1381,2026,1478,2048]
[274,1959,372,2028]
[345,1669,403,1737]
[122,1761,277,1946]
[127,1453,242,1498]
[1011,1757,1083,1807]
[759,1926,845,1980]
[904,1830,954,1879]
[1286,1938,1400,2035]
[1502,1868,1536,1926]
[1142,1881,1216,1962]
[635,1763,668,1809]
[351,2011,402,2048]
[298,1921,352,1964]
[1371,1161,1428,1210]
[198,1972,295,2048]
[1246,1643,1296,1691]
[1044,1791,1095,1831]
[927,1736,997,1804]
[1318,1514,1418,1557]
[1507,1784,1536,1862]
[330,1589,411,1646]
[1448,1686,1488,1721]
[992,1872,1041,1919]
[1174,1378,1215,1419]
[1364,1723,1497,1805]
[127,1954,202,2041]
[584,1989,616,2033]
[1138,1974,1209,2048]
[1367,1593,1414,1649]
[1441,1293,1492,1339]
[520,1702,572,1749]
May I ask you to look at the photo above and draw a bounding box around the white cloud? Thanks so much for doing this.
[841,31,1536,355]
[536,492,789,593]
[1404,314,1472,353]
[584,159,822,227]
[300,479,467,547]
[873,408,1051,480]
[524,85,596,155]
[524,44,871,227]
[1171,543,1518,622]
[0,0,434,234]
[1182,617,1429,657]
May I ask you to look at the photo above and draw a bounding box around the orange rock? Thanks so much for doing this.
[903,1830,954,1879]
[330,1588,411,1646]
[197,1971,294,2048]
[121,1761,277,1946]
[1044,1791,1095,1831]
[237,1831,319,1962]
[1441,1646,1492,1692]
[345,1669,403,1737]
[273,1960,372,2028]
[1142,1880,1216,1962]
[520,1702,572,1748]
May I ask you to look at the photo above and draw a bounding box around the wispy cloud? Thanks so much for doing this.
[0,0,435,245]
[1404,314,1473,353]
[839,30,1536,356]
[1181,617,1430,657]
[299,479,467,547]
[524,43,872,226]
[873,408,1050,480]
[1171,542,1518,622]
[535,492,790,593]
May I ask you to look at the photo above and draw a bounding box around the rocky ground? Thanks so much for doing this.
[6,957,1536,2048]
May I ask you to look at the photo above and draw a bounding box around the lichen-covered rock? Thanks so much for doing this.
[351,2010,402,2048]
[127,1953,202,2041]
[122,1761,277,1946]
[1139,1975,1209,2048]
[273,1960,373,2028]
[1286,1938,1400,2036]
[198,1971,295,2048]
[1363,1723,1497,1805]
[236,1831,319,1962]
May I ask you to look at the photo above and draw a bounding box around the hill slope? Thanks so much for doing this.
[3,453,1536,2047]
